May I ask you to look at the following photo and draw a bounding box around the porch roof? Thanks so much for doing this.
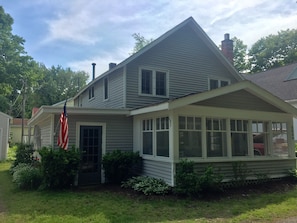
[130,80,297,117]
[28,106,130,126]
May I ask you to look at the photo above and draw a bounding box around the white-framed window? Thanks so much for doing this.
[272,122,288,156]
[252,121,269,156]
[103,77,109,100]
[206,118,227,157]
[231,119,248,156]
[142,119,153,155]
[156,117,169,157]
[89,86,94,99]
[139,67,168,97]
[141,117,169,157]
[179,116,202,157]
[209,78,229,90]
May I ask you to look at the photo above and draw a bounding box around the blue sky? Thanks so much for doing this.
[1,0,297,81]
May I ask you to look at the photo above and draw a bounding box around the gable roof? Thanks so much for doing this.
[74,17,243,100]
[244,62,297,101]
[0,111,12,119]
[130,80,297,117]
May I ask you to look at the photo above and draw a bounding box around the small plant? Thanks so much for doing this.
[102,150,142,184]
[122,176,171,195]
[173,159,200,196]
[12,163,43,190]
[198,165,223,193]
[39,147,80,189]
[231,161,250,186]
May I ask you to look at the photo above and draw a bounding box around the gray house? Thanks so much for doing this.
[28,17,297,186]
[245,62,297,140]
[0,111,11,161]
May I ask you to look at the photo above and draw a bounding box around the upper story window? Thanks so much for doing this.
[104,78,109,100]
[89,86,94,99]
[209,78,229,90]
[139,68,168,97]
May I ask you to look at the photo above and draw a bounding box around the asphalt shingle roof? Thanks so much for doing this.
[244,62,297,101]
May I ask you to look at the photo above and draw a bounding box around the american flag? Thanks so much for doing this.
[57,101,68,150]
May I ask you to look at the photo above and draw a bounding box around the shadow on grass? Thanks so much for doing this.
[0,162,297,223]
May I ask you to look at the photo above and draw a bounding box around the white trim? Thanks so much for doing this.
[138,66,169,98]
[123,65,127,108]
[103,77,109,101]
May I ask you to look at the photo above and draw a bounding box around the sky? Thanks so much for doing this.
[1,0,297,82]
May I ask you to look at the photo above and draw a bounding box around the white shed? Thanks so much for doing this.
[0,111,12,161]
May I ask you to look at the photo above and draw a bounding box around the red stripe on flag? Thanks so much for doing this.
[57,103,68,150]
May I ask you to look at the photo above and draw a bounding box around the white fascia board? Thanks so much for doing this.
[28,106,130,125]
[130,102,169,116]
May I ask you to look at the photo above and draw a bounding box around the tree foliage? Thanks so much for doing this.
[232,37,248,73]
[131,33,153,54]
[0,6,89,118]
[248,29,297,73]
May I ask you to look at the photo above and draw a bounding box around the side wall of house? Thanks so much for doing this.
[125,24,238,109]
[75,67,125,109]
[39,118,53,148]
[142,159,174,185]
[191,159,296,181]
[53,114,133,152]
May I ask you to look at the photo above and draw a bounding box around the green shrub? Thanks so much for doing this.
[102,150,142,184]
[7,145,17,161]
[39,147,80,189]
[11,144,35,168]
[174,160,223,196]
[173,159,200,196]
[198,166,223,193]
[12,163,42,190]
[122,176,171,195]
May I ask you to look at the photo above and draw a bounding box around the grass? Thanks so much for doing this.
[1,162,297,223]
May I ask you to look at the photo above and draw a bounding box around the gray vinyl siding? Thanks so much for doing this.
[142,159,173,185]
[77,68,124,109]
[39,118,52,148]
[190,159,295,181]
[125,25,238,109]
[54,114,133,152]
[195,90,284,112]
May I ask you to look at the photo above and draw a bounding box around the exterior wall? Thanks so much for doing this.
[0,113,10,161]
[75,67,125,109]
[126,25,238,109]
[53,114,133,152]
[191,159,295,181]
[142,159,174,186]
[39,118,53,148]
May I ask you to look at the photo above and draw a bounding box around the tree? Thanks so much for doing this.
[232,37,248,73]
[248,29,297,73]
[0,6,89,118]
[130,33,153,54]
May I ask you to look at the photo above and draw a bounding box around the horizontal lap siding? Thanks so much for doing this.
[142,159,173,185]
[79,68,124,109]
[57,115,133,152]
[191,159,296,180]
[126,25,238,109]
[40,118,52,148]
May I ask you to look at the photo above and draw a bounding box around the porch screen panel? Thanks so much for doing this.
[231,120,248,156]
[252,121,268,156]
[142,119,153,155]
[179,116,202,157]
[206,118,227,157]
[272,122,288,157]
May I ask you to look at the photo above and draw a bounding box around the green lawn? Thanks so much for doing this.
[1,162,297,223]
